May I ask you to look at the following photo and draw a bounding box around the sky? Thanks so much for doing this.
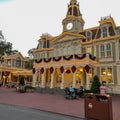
[0,0,120,57]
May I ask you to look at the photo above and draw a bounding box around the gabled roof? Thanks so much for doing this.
[52,32,86,42]
[2,52,25,60]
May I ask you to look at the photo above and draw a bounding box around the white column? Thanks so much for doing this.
[86,72,90,90]
[72,71,76,88]
[93,44,97,56]
[115,40,119,61]
[60,72,64,89]
[32,71,37,87]
[81,76,84,86]
[99,67,102,83]
[93,67,97,76]
[41,73,45,88]
[117,66,120,85]
[106,67,108,84]
[50,71,54,88]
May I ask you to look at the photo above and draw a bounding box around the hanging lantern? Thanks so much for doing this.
[71,66,76,73]
[50,67,54,74]
[40,67,44,74]
[60,66,64,73]
[85,65,90,73]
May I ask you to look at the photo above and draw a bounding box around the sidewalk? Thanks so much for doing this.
[0,87,120,120]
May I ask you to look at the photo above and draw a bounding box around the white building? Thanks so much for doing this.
[33,0,120,94]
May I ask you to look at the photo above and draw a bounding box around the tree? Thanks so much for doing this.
[27,48,35,58]
[19,76,25,86]
[0,41,18,56]
[25,58,34,70]
[91,75,100,93]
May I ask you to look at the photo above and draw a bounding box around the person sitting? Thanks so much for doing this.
[69,86,75,93]
[77,86,84,97]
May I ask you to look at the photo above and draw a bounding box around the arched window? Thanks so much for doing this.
[106,43,111,56]
[16,57,21,67]
[100,44,105,57]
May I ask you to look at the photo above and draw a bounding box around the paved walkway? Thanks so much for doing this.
[0,87,120,120]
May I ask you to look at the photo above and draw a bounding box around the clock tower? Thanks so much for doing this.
[62,0,85,33]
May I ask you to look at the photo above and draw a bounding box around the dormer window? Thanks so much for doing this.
[102,27,108,37]
[39,41,43,49]
[86,31,92,41]
[43,40,50,48]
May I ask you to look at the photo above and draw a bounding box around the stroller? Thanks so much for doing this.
[64,87,78,99]
[77,86,85,98]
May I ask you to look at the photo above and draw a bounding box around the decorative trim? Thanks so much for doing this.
[44,58,51,63]
[84,65,90,73]
[35,59,42,63]
[71,66,76,73]
[40,67,44,74]
[60,66,64,73]
[50,67,54,74]
[63,55,73,60]
[75,54,86,59]
[53,56,61,61]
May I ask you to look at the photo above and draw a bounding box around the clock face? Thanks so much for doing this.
[66,22,73,30]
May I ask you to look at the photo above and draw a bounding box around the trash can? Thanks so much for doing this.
[84,93,113,120]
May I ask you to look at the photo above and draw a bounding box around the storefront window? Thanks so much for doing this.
[107,67,112,83]
[101,67,113,83]
[101,68,106,82]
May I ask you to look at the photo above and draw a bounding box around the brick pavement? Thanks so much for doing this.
[0,87,120,120]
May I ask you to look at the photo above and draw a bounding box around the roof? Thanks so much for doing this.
[52,32,86,42]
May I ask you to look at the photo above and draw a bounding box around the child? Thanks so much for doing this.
[100,82,106,94]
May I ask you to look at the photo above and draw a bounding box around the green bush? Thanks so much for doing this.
[19,76,25,86]
[90,75,100,93]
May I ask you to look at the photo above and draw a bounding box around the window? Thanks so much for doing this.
[86,47,92,54]
[101,67,113,84]
[101,68,106,82]
[68,46,71,55]
[86,31,92,41]
[74,46,78,54]
[16,57,21,67]
[106,43,111,57]
[56,48,60,56]
[102,27,107,37]
[100,44,105,57]
[39,41,43,49]
[63,46,72,55]
[107,67,112,83]
[64,47,67,55]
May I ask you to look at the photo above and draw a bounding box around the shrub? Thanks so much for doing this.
[90,75,100,93]
[19,76,25,86]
